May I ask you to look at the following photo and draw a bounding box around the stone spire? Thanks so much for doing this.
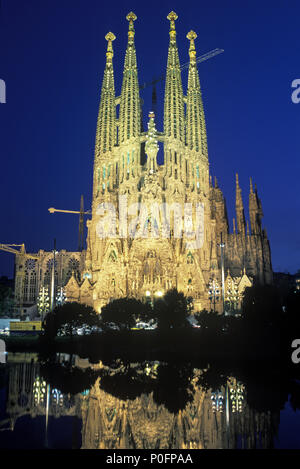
[235,173,246,235]
[164,11,185,143]
[249,177,262,235]
[186,30,208,156]
[233,217,236,234]
[95,32,116,158]
[119,12,141,144]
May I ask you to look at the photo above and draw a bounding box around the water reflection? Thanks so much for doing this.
[0,353,77,434]
[0,352,298,449]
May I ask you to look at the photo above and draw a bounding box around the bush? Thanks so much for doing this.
[43,302,99,339]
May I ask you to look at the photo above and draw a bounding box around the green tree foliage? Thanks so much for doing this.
[100,298,153,331]
[154,288,190,330]
[242,284,282,327]
[0,282,14,316]
[42,302,99,339]
[194,309,221,329]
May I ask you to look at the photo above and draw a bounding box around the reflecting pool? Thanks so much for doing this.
[0,352,299,449]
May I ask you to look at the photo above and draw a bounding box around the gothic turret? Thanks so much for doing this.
[119,12,141,145]
[186,30,208,157]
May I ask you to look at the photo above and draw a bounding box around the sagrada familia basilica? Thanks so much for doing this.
[14,12,273,315]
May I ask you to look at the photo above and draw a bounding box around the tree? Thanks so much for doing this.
[43,302,99,339]
[100,297,153,331]
[153,288,190,330]
[0,283,14,316]
[242,284,282,327]
[194,309,221,329]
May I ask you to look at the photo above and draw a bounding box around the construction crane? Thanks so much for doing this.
[139,48,224,91]
[48,195,91,252]
[139,47,224,119]
[0,243,39,259]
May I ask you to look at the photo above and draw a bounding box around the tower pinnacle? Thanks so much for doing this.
[167,11,178,40]
[164,11,184,143]
[250,177,254,194]
[235,173,246,235]
[187,30,197,62]
[126,12,137,41]
[105,32,116,66]
[94,32,116,160]
[186,30,208,155]
[119,12,141,144]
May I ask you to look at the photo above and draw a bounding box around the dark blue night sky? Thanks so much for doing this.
[0,0,299,277]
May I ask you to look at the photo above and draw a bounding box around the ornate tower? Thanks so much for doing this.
[82,11,273,313]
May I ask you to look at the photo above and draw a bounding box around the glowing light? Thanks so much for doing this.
[145,291,151,297]
[211,390,224,413]
[155,291,163,297]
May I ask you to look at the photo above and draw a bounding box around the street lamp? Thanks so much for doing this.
[218,232,225,314]
[50,239,58,312]
[211,390,224,413]
[208,278,220,312]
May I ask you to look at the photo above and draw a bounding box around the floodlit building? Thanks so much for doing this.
[14,11,273,315]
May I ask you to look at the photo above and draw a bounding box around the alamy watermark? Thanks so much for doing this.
[291,79,300,104]
[291,339,300,364]
[95,196,205,249]
[0,79,6,103]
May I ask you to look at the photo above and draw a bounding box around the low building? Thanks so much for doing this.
[10,320,42,335]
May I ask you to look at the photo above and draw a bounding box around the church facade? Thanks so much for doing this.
[70,11,272,313]
[14,11,272,315]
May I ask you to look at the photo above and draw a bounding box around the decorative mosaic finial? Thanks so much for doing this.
[105,32,116,66]
[126,11,137,40]
[187,30,197,62]
[167,11,178,39]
